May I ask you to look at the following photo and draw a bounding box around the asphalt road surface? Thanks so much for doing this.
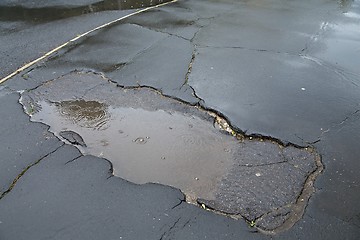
[1,0,359,239]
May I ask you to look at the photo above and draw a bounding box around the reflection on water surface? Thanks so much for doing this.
[57,100,110,130]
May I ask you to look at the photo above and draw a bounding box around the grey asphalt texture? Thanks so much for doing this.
[1,0,360,239]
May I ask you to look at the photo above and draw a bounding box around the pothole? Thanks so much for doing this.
[19,71,322,233]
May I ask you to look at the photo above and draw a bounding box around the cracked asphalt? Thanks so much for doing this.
[1,0,360,239]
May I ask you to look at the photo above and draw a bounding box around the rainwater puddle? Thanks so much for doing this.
[33,99,238,201]
[0,0,171,23]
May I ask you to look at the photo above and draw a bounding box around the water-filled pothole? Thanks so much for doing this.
[20,71,322,233]
[33,99,238,201]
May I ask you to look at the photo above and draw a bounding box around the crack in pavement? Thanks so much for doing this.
[197,44,293,56]
[301,55,360,87]
[129,22,192,41]
[64,155,83,165]
[171,198,185,210]
[261,153,323,234]
[336,109,360,127]
[105,76,203,105]
[159,217,181,240]
[315,108,360,142]
[301,21,330,53]
[0,143,65,200]
[182,48,196,88]
[108,31,169,71]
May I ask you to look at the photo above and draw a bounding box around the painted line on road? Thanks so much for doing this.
[0,0,178,85]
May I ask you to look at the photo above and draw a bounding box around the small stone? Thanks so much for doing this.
[59,130,87,147]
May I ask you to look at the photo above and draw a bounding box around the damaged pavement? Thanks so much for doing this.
[1,0,360,239]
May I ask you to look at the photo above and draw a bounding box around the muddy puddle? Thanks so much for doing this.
[20,71,322,232]
[32,99,238,201]
[0,0,171,23]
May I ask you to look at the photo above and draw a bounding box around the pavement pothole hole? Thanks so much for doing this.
[19,71,323,233]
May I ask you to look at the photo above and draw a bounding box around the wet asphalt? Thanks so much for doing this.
[1,0,360,239]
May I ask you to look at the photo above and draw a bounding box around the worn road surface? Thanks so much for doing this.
[1,0,360,239]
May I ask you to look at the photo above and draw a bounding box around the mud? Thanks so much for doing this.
[19,71,322,232]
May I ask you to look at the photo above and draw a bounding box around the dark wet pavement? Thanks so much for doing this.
[0,0,171,23]
[1,0,360,239]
